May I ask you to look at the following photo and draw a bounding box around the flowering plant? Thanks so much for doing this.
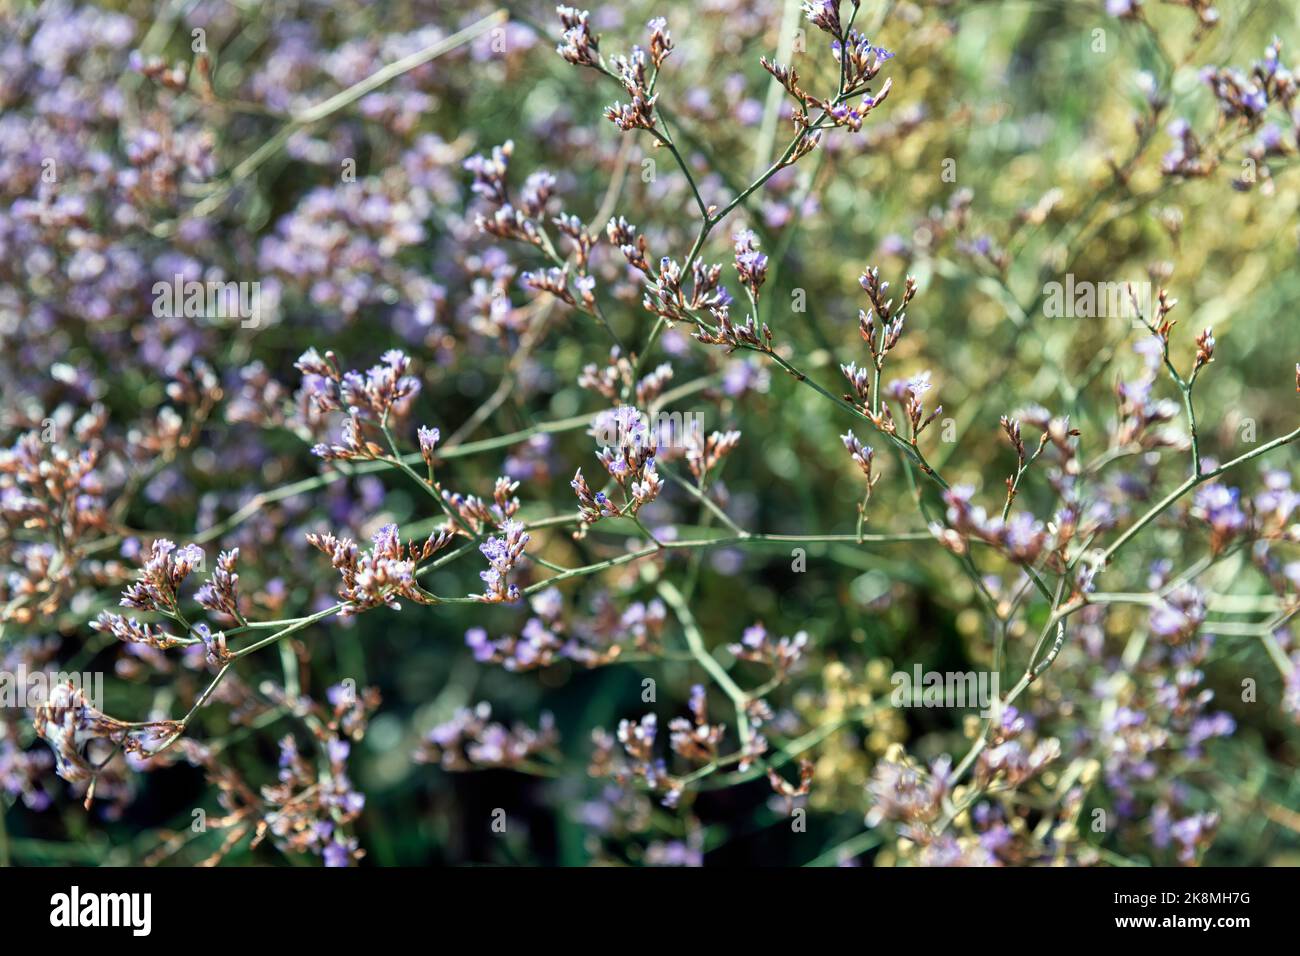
[2,0,1299,868]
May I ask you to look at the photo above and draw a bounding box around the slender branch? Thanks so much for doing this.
[658,579,752,748]
[1098,423,1300,569]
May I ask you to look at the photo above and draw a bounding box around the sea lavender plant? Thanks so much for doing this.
[0,0,1297,874]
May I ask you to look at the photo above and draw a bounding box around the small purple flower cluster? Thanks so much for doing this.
[727,623,810,677]
[467,587,665,669]
[572,405,663,525]
[415,702,558,771]
[307,523,453,614]
[34,682,180,789]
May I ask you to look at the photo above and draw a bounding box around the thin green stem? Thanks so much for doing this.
[658,579,752,748]
[1098,423,1300,569]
